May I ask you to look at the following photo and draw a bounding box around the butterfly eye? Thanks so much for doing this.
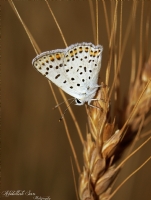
[75,99,83,105]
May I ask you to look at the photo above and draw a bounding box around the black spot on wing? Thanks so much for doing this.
[55,74,60,79]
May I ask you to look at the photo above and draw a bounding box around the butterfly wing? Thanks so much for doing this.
[32,49,81,97]
[32,43,103,101]
[62,43,103,100]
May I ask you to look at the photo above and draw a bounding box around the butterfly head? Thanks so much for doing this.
[75,98,84,106]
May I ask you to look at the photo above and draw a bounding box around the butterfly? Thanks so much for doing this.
[32,42,103,105]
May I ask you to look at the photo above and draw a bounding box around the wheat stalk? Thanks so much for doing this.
[79,75,151,199]
[79,1,151,199]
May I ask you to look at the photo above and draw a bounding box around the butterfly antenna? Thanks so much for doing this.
[53,98,74,109]
[59,99,75,122]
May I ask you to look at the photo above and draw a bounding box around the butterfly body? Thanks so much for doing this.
[32,42,103,105]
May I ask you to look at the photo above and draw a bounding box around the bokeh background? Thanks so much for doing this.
[2,1,151,200]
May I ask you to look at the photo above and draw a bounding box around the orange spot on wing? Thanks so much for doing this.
[73,49,77,54]
[56,54,61,60]
[50,57,54,61]
[70,52,74,57]
[90,51,94,56]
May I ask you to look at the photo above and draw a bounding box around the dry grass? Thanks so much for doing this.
[79,70,151,199]
[5,0,151,199]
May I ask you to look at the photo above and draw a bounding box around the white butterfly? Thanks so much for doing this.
[32,42,103,105]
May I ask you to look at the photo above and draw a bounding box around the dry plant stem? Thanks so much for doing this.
[108,0,134,98]
[8,0,40,55]
[45,0,84,145]
[105,1,118,86]
[119,1,123,56]
[111,116,144,189]
[79,85,122,200]
[126,116,144,156]
[120,79,151,137]
[70,158,80,200]
[140,130,151,139]
[59,90,84,145]
[49,83,81,174]
[144,115,151,128]
[102,0,110,41]
[108,1,136,100]
[79,80,151,199]
[111,55,151,191]
[113,18,118,106]
[108,2,118,51]
[95,0,99,45]
[136,0,144,81]
[9,0,82,173]
[130,1,137,84]
[109,157,151,200]
[144,3,151,59]
[144,20,149,60]
[45,0,67,48]
[88,0,96,45]
[121,55,151,158]
[113,54,120,115]
[116,136,151,171]
[79,54,151,199]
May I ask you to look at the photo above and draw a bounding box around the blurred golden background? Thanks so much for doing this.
[2,1,151,200]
